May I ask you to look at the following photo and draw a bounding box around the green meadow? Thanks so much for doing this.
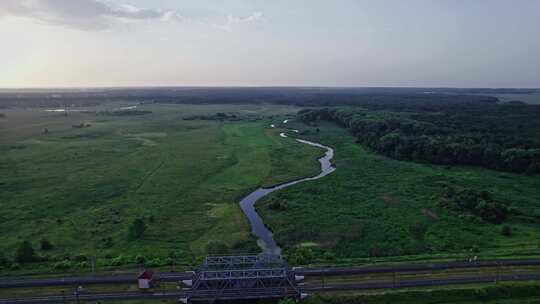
[2,102,540,277]
[258,120,540,264]
[0,104,322,275]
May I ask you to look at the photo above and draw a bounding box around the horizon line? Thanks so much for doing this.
[1,85,539,90]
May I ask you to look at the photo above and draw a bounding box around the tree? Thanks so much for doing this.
[129,218,147,239]
[15,241,36,263]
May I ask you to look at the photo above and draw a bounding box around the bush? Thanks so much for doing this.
[322,251,336,261]
[15,241,36,263]
[0,253,9,267]
[206,240,229,255]
[129,218,147,239]
[101,236,113,248]
[53,260,72,270]
[77,261,89,268]
[111,255,125,266]
[501,225,513,236]
[40,239,53,250]
[286,247,315,265]
[145,258,162,267]
[268,200,289,211]
[278,298,296,304]
[74,254,88,262]
[135,254,147,264]
[165,257,174,266]
[440,187,509,224]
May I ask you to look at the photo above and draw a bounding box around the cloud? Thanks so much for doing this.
[219,11,264,32]
[0,0,182,31]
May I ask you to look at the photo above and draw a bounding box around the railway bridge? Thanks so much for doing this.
[180,254,307,303]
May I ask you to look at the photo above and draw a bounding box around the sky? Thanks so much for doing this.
[0,0,539,88]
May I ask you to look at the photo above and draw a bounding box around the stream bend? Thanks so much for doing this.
[239,132,336,255]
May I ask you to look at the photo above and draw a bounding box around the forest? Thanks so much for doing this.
[298,102,540,175]
[0,87,501,108]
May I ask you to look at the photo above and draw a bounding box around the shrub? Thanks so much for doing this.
[135,254,147,264]
[10,263,20,270]
[168,250,181,259]
[501,225,513,236]
[145,258,162,267]
[101,236,113,248]
[278,298,296,304]
[40,239,53,250]
[129,218,147,239]
[0,253,9,266]
[53,260,72,270]
[206,240,229,255]
[322,251,336,261]
[287,247,315,265]
[268,200,289,211]
[77,261,89,268]
[409,222,428,240]
[440,187,509,224]
[74,254,88,262]
[15,241,36,263]
[111,255,125,266]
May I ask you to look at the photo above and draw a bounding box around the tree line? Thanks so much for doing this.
[298,104,540,175]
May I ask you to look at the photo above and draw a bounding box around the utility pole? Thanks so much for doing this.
[91,255,96,274]
[495,262,501,284]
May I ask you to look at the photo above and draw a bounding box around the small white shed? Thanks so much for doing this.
[138,270,154,289]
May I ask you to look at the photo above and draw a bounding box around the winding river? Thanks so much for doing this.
[239,130,336,255]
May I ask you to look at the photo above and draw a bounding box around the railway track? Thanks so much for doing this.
[2,273,540,304]
[3,258,540,289]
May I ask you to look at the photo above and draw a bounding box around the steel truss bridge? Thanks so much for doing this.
[181,254,305,302]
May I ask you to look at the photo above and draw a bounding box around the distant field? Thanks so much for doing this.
[493,93,540,104]
[258,120,540,264]
[0,103,322,275]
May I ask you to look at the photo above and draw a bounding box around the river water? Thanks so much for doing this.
[239,132,336,255]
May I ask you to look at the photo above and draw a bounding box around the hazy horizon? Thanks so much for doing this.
[1,85,540,91]
[1,0,540,88]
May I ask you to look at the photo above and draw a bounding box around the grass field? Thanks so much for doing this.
[257,120,540,264]
[0,103,322,275]
[2,102,540,278]
[302,282,540,304]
